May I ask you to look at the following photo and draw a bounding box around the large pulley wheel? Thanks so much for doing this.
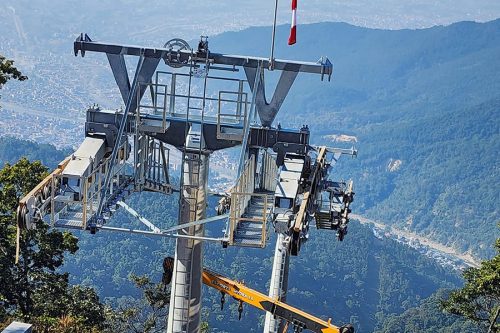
[163,38,191,68]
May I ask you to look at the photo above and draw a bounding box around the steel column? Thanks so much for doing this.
[264,233,290,333]
[167,152,209,333]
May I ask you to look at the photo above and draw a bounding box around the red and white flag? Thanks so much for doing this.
[288,0,297,45]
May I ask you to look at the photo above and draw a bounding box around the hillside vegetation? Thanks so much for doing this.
[0,137,471,332]
[375,289,478,332]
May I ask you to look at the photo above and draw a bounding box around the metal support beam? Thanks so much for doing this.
[95,55,144,218]
[244,67,299,127]
[74,34,332,76]
[325,146,358,157]
[116,201,161,233]
[238,62,262,177]
[162,214,229,234]
[75,34,332,129]
[85,106,311,153]
[96,226,227,242]
[96,55,160,218]
[114,200,229,235]
[106,54,130,104]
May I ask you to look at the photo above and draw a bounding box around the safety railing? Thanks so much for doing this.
[216,90,248,141]
[50,140,131,229]
[227,155,270,247]
[137,82,168,133]
[260,150,278,192]
[230,155,255,201]
[154,71,249,124]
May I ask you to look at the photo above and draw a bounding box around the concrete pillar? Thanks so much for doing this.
[167,152,209,333]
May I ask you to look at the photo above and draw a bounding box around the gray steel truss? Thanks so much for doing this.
[68,34,335,333]
[74,34,331,77]
[75,33,332,129]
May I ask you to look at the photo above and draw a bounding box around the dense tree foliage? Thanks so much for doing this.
[0,54,27,109]
[106,275,170,333]
[0,55,108,332]
[442,237,500,332]
[376,289,480,332]
[0,55,27,88]
[0,158,107,332]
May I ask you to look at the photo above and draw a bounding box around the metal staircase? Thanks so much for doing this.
[101,184,134,222]
[232,192,274,247]
[226,149,278,248]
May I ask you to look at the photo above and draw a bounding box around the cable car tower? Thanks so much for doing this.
[17,32,356,333]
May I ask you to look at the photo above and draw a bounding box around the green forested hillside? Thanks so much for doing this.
[64,197,464,332]
[353,99,499,256]
[0,137,471,332]
[209,20,500,258]
[0,137,69,168]
[375,289,479,332]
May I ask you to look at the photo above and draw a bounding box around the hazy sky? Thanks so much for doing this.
[1,0,500,46]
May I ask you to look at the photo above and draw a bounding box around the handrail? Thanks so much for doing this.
[261,150,278,192]
[228,155,256,244]
[217,90,249,140]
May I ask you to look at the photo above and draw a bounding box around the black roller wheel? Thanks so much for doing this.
[16,205,27,229]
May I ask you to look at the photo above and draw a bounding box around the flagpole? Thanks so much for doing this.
[269,0,279,70]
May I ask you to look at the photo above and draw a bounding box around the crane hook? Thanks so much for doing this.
[238,300,244,320]
[220,291,225,310]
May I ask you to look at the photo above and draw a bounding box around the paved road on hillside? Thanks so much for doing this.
[352,214,481,268]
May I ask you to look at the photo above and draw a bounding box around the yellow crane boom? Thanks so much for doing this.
[163,257,354,333]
